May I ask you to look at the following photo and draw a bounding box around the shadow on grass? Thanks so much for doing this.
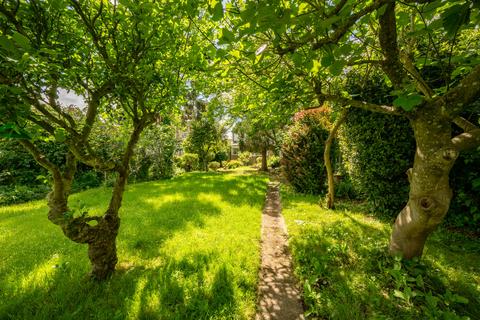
[0,171,266,319]
[284,195,480,319]
[0,251,239,319]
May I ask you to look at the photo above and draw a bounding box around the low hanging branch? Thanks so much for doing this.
[324,108,348,209]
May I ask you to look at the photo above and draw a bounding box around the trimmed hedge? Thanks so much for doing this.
[338,109,415,215]
[282,108,330,195]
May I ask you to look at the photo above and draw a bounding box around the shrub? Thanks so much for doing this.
[338,108,415,216]
[225,160,241,169]
[131,124,177,181]
[282,108,330,194]
[176,153,199,172]
[0,184,49,206]
[238,151,252,165]
[208,161,221,171]
[267,155,281,169]
[72,170,101,192]
[448,144,480,232]
[213,151,228,167]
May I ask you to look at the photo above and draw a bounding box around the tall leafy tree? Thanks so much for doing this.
[209,0,480,258]
[0,0,194,279]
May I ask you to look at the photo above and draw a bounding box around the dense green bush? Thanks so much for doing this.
[238,151,252,165]
[72,170,102,192]
[225,160,241,169]
[176,153,199,172]
[339,108,415,215]
[213,151,228,167]
[131,124,177,181]
[448,149,480,232]
[208,161,220,171]
[267,155,281,169]
[0,184,50,206]
[281,109,330,194]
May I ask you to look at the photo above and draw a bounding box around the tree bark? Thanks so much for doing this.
[324,110,348,209]
[260,147,268,172]
[389,107,458,258]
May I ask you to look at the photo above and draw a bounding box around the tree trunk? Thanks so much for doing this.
[260,147,268,172]
[324,110,347,209]
[389,108,457,258]
[87,215,119,280]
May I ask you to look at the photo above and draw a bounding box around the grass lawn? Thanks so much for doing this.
[0,171,267,320]
[282,189,480,320]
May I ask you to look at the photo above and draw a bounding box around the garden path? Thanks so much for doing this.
[256,182,304,320]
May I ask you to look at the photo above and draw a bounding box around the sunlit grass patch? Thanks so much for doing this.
[0,171,267,319]
[282,189,480,320]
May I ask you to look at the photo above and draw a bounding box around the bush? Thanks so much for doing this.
[0,184,50,206]
[238,151,252,165]
[213,151,228,166]
[282,108,330,194]
[339,108,415,216]
[448,146,480,232]
[225,160,241,169]
[267,155,281,169]
[72,170,101,192]
[208,161,221,171]
[176,153,199,172]
[131,124,177,181]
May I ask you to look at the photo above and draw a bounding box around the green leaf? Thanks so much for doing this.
[321,54,334,68]
[219,28,234,44]
[329,61,344,76]
[11,32,31,51]
[54,128,67,142]
[393,290,406,300]
[0,123,31,139]
[441,4,470,39]
[210,1,224,22]
[393,94,423,111]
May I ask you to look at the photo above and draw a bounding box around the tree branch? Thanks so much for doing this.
[451,116,480,151]
[320,94,405,116]
[276,0,391,54]
[433,64,480,117]
[378,1,407,88]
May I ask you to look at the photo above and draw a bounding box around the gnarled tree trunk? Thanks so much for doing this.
[389,108,458,258]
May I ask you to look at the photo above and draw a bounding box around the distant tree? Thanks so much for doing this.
[184,117,223,171]
[0,1,195,279]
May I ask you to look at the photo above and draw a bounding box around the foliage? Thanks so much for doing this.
[282,109,330,195]
[208,161,220,171]
[334,175,357,200]
[282,191,480,319]
[213,151,228,166]
[238,151,252,166]
[0,184,49,206]
[0,171,268,319]
[267,155,281,169]
[225,160,242,169]
[131,124,177,182]
[339,110,415,216]
[184,117,223,171]
[176,153,199,172]
[71,171,102,193]
[449,147,480,232]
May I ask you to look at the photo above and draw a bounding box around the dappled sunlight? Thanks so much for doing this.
[127,277,148,319]
[140,193,187,209]
[0,201,45,215]
[16,255,60,292]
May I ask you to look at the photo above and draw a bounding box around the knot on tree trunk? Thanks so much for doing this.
[441,148,458,162]
[418,197,435,211]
